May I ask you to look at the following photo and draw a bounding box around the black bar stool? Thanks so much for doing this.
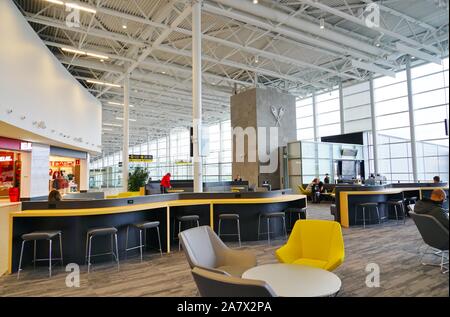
[355,202,381,228]
[17,230,63,279]
[257,212,287,245]
[174,215,200,251]
[386,200,406,224]
[125,221,163,261]
[218,213,241,247]
[403,196,418,216]
[285,207,307,230]
[85,227,119,273]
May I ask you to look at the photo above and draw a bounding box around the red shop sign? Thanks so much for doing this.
[51,161,75,167]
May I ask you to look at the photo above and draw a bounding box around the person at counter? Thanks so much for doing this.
[234,174,242,182]
[48,190,62,202]
[414,189,448,230]
[433,176,441,184]
[160,173,172,194]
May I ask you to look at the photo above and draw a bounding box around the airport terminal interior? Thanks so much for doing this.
[0,0,448,298]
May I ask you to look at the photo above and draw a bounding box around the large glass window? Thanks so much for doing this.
[89,119,234,189]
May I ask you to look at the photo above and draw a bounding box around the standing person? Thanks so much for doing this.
[324,173,330,184]
[433,176,441,184]
[160,173,171,194]
[234,174,242,182]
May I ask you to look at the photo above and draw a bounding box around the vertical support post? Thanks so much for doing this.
[406,56,418,182]
[122,73,130,192]
[312,92,318,142]
[192,0,203,192]
[369,77,378,175]
[339,81,345,134]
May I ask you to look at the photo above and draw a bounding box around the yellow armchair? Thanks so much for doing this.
[275,219,345,271]
[297,184,311,196]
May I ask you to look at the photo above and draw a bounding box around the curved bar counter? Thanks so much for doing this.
[335,184,449,228]
[7,190,306,274]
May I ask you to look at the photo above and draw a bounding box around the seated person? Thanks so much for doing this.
[324,173,330,184]
[306,178,322,203]
[48,190,62,202]
[414,189,448,230]
[433,175,441,184]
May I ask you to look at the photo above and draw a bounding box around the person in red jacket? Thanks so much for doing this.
[160,173,171,194]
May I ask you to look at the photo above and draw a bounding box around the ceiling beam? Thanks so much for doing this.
[301,0,441,55]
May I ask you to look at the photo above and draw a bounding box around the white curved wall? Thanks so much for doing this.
[0,0,101,153]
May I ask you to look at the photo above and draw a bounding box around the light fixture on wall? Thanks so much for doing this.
[319,18,325,29]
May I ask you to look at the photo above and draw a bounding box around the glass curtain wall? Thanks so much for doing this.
[296,57,449,183]
[90,120,233,189]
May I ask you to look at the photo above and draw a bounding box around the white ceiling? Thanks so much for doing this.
[13,0,449,158]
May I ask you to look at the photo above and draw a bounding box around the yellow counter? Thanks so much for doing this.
[0,202,21,277]
[338,187,448,228]
[7,194,306,274]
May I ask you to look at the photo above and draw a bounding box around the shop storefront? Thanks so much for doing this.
[0,137,32,199]
[49,156,81,193]
[49,147,89,195]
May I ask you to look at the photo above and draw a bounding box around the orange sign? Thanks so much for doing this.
[51,161,75,167]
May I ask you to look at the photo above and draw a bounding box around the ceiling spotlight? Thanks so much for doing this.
[255,56,259,63]
[253,0,258,4]
[319,18,325,29]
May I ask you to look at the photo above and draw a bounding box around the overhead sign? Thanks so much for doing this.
[51,161,75,167]
[20,142,32,151]
[129,154,153,163]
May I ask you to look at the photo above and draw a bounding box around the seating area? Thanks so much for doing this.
[0,0,448,304]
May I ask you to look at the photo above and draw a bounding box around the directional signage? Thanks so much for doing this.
[129,154,153,163]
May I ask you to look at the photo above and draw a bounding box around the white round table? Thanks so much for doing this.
[242,263,341,297]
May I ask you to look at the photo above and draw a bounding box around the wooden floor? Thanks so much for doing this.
[0,203,448,297]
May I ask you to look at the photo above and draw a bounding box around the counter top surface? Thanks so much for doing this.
[10,194,306,217]
[339,187,448,195]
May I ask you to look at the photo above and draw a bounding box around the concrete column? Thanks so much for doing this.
[122,73,130,192]
[369,77,379,175]
[339,81,345,134]
[406,56,418,182]
[192,0,203,192]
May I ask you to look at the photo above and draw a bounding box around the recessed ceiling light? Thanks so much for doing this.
[107,101,135,107]
[86,79,121,88]
[253,0,258,4]
[319,18,325,29]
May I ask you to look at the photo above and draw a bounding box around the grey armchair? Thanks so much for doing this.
[410,211,449,273]
[191,267,276,297]
[179,226,257,277]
